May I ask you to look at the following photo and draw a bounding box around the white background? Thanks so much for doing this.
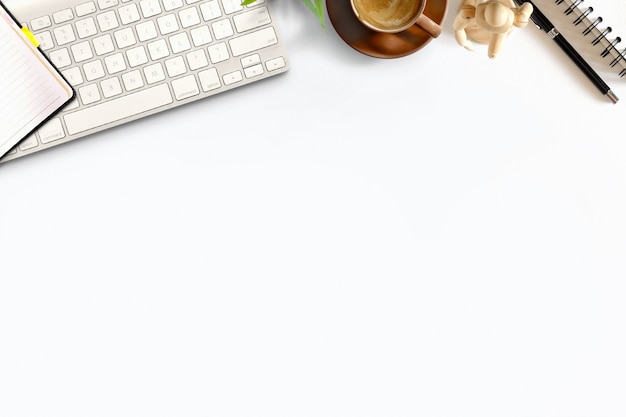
[1,0,626,416]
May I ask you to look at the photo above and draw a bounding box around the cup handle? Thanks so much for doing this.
[415,14,442,38]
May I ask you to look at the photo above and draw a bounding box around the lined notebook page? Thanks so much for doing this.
[0,7,72,155]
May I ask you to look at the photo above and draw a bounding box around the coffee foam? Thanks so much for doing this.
[354,0,420,29]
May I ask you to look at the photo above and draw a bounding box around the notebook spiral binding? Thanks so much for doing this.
[555,0,626,77]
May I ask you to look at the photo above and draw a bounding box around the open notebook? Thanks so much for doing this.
[0,1,73,158]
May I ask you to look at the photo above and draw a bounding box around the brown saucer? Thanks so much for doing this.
[327,0,448,59]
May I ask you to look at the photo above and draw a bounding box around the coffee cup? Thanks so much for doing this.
[350,0,442,38]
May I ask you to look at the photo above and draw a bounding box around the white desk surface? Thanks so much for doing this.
[1,0,625,415]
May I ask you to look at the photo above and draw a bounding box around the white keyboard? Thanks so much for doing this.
[1,0,289,162]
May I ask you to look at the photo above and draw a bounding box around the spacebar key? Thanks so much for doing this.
[64,84,174,135]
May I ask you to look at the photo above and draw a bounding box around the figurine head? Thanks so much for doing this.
[475,1,515,34]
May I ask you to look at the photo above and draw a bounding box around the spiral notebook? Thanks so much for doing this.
[552,0,626,77]
[0,1,74,158]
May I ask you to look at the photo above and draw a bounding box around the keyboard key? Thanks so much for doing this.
[71,41,94,62]
[221,0,243,14]
[148,39,170,60]
[122,70,145,91]
[144,63,166,84]
[76,2,97,17]
[171,75,200,100]
[169,32,191,53]
[35,31,54,50]
[165,56,187,77]
[163,0,184,11]
[200,1,222,21]
[207,42,229,63]
[190,25,212,46]
[64,84,174,135]
[212,19,233,40]
[186,50,209,70]
[98,0,119,9]
[53,24,76,46]
[97,10,120,31]
[233,7,271,33]
[229,27,277,56]
[104,53,127,74]
[136,21,158,41]
[50,48,72,68]
[241,54,260,67]
[140,0,162,18]
[119,4,141,24]
[53,9,74,24]
[114,27,137,48]
[157,14,179,35]
[100,77,123,98]
[179,7,201,28]
[83,60,106,81]
[79,84,102,105]
[244,64,263,78]
[76,17,98,38]
[19,135,39,151]
[93,34,115,55]
[126,45,149,67]
[31,16,52,30]
[266,56,286,71]
[198,68,221,91]
[62,67,85,86]
[223,70,242,85]
[38,118,66,144]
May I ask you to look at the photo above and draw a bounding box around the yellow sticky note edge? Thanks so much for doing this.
[21,26,40,48]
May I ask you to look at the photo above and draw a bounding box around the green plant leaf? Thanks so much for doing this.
[241,0,326,29]
[300,0,326,29]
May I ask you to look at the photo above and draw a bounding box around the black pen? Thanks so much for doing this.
[514,0,618,103]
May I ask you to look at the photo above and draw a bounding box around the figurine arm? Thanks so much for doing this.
[453,4,477,51]
[513,2,533,28]
[487,32,507,58]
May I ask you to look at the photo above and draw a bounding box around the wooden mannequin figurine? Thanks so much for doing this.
[453,0,533,58]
